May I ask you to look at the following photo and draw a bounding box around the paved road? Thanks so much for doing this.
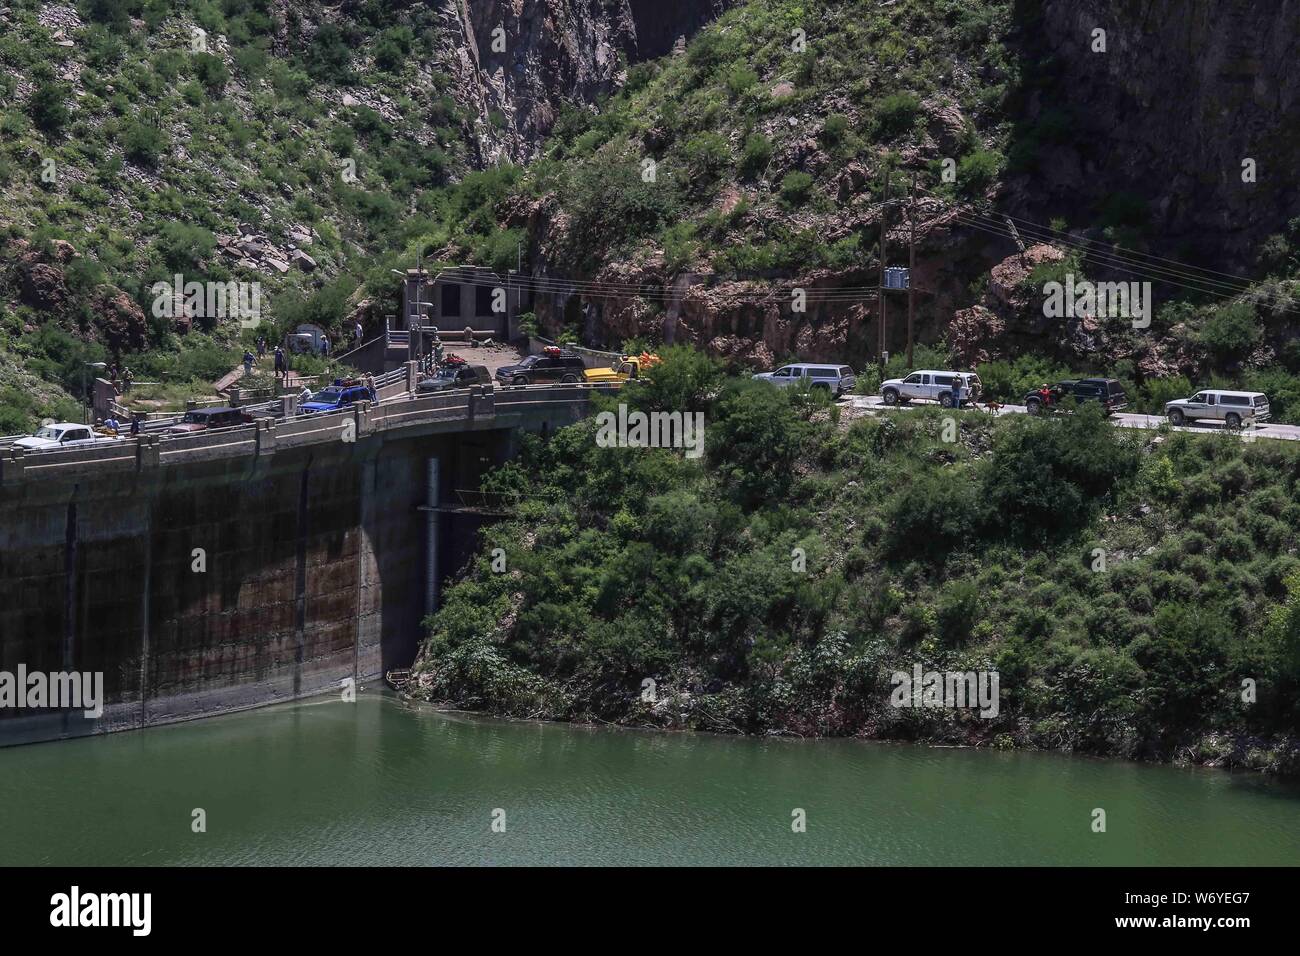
[845,395,1300,442]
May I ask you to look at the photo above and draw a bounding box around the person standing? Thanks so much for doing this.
[274,346,287,380]
[130,415,142,437]
[122,366,133,393]
[243,350,255,376]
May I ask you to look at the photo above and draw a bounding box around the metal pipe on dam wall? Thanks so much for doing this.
[0,427,512,746]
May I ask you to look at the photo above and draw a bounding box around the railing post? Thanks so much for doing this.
[137,434,160,470]
[354,400,372,438]
[255,418,276,457]
[1,446,25,483]
[405,360,418,394]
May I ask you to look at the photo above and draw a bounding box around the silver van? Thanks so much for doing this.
[880,370,982,408]
[1166,390,1270,428]
[753,363,857,397]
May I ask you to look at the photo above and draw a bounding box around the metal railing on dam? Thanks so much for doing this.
[0,383,615,485]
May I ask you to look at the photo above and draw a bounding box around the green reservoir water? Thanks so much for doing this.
[1,692,1297,866]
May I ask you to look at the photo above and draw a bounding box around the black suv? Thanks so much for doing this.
[417,363,491,393]
[1024,378,1128,415]
[495,351,586,386]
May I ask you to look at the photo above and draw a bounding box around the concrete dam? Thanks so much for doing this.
[0,384,603,746]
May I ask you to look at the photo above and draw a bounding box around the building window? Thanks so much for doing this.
[440,283,460,318]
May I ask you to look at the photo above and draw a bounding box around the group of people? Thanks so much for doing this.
[106,363,133,393]
[93,413,143,437]
[97,325,376,430]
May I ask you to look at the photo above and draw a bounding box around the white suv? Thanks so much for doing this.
[1166,390,1270,428]
[880,370,981,408]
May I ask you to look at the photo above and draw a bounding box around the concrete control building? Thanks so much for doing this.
[396,266,532,355]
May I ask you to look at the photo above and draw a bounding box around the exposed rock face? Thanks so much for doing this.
[1016,0,1300,266]
[442,0,732,163]
[92,287,148,355]
[20,263,67,312]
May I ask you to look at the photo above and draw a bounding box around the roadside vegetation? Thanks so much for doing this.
[411,349,1300,775]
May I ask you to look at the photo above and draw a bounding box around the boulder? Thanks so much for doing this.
[948,305,1004,368]
[20,262,67,311]
[93,287,148,354]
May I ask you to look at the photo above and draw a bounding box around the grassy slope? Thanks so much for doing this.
[411,350,1300,774]
[527,0,1014,278]
[0,0,470,427]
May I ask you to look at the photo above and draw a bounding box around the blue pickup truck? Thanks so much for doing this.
[298,379,377,414]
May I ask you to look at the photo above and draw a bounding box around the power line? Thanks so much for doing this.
[943,209,1300,316]
[918,185,1300,312]
[426,268,884,303]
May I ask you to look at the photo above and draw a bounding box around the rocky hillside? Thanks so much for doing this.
[4,0,1300,430]
[476,0,1300,405]
[0,0,723,427]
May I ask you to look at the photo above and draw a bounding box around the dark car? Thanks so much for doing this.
[299,379,377,414]
[495,350,586,386]
[417,363,492,393]
[1025,378,1128,415]
[167,407,254,434]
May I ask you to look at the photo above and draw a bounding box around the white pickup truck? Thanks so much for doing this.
[11,422,112,451]
[880,370,982,408]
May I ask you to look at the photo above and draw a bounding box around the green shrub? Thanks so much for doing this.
[192,53,229,92]
[28,81,72,135]
[779,170,814,207]
[739,133,773,179]
[1197,301,1261,366]
[873,92,921,139]
[119,117,166,166]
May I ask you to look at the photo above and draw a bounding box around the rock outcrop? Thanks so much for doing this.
[1011,0,1300,266]
[439,0,732,163]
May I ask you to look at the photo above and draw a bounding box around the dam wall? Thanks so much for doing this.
[0,385,601,745]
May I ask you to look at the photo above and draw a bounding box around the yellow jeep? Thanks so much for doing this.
[583,353,659,384]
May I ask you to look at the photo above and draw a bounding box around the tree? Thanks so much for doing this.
[707,377,808,507]
[1198,301,1261,366]
[627,345,722,416]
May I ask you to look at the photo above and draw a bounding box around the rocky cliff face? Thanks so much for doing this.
[1012,0,1300,265]
[444,0,731,163]
[525,0,1300,367]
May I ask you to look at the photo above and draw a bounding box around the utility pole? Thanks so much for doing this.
[515,239,522,337]
[907,171,917,369]
[415,250,424,364]
[878,164,890,364]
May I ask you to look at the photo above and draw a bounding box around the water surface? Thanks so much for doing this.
[2,693,1297,865]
